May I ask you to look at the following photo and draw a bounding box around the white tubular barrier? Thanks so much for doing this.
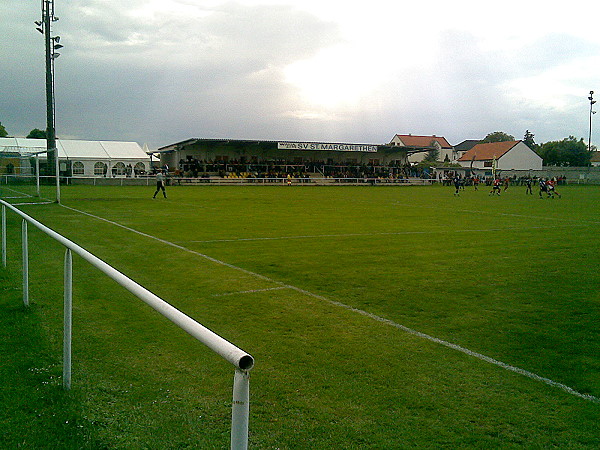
[21,219,29,306]
[1,200,254,370]
[231,369,250,450]
[1,199,254,449]
[63,248,73,390]
[2,205,6,267]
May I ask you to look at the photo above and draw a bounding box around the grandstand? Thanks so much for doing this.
[154,138,437,181]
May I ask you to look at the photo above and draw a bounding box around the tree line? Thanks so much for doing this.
[0,123,46,139]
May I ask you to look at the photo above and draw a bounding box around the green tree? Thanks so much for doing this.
[481,131,515,143]
[0,122,8,137]
[27,128,47,139]
[523,130,537,150]
[537,136,591,166]
[423,148,440,162]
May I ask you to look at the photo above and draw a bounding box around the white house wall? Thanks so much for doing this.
[498,142,542,170]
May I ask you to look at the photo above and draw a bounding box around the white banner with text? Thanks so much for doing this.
[278,142,378,152]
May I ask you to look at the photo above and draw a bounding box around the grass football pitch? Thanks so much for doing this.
[1,183,599,448]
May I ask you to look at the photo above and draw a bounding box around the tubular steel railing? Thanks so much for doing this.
[1,199,254,449]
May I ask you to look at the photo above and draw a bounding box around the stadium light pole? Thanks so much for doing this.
[37,0,62,203]
[589,91,596,153]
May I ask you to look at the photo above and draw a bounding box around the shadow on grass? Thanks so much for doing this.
[0,269,108,449]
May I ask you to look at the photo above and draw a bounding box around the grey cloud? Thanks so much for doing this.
[43,2,341,146]
[62,2,339,68]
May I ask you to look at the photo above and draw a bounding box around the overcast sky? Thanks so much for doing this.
[1,0,598,149]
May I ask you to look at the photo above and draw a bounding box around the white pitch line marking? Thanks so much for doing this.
[212,286,290,297]
[11,201,55,206]
[393,201,600,225]
[60,204,599,403]
[178,223,591,244]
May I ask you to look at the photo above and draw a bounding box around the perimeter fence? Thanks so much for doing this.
[44,175,440,186]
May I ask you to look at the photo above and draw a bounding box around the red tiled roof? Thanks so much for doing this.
[590,152,600,162]
[458,141,520,161]
[393,134,452,149]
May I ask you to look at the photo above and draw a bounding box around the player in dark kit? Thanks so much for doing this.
[525,178,533,195]
[538,178,548,198]
[153,170,167,199]
[453,176,461,196]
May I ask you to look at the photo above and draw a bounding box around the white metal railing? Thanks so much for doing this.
[0,199,254,449]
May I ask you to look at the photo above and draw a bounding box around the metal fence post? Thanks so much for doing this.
[36,156,41,197]
[2,204,6,267]
[63,248,72,390]
[21,219,29,306]
[231,369,250,450]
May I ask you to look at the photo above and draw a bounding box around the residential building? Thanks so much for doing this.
[389,134,454,163]
[457,140,542,171]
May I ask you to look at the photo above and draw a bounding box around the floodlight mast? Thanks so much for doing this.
[39,0,61,202]
[589,91,596,153]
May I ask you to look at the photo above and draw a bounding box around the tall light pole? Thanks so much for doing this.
[589,90,596,153]
[36,0,63,202]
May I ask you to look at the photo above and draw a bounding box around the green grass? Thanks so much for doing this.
[1,184,599,448]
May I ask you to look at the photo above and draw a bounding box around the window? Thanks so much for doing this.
[484,161,493,167]
[94,162,107,176]
[113,162,126,175]
[72,161,85,175]
[134,162,146,174]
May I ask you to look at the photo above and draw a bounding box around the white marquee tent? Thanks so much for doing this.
[0,138,151,177]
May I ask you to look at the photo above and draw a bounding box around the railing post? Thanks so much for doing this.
[21,219,29,306]
[231,369,250,450]
[63,248,72,390]
[36,156,41,197]
[2,204,6,267]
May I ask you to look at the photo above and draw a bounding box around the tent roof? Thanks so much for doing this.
[0,138,149,160]
[0,137,47,155]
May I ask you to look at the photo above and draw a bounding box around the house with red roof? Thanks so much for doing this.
[389,134,455,164]
[457,140,542,171]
